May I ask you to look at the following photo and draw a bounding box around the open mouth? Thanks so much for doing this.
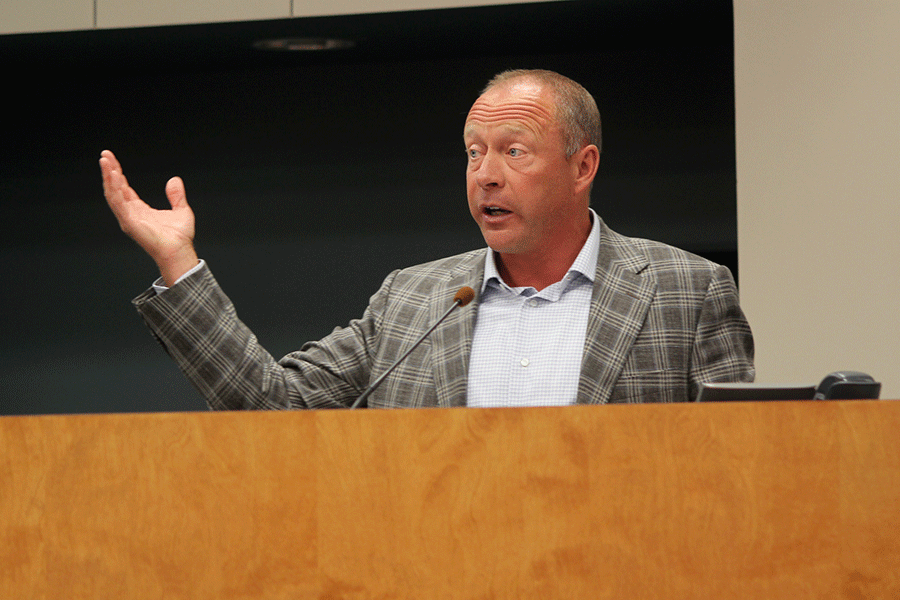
[483,206,511,216]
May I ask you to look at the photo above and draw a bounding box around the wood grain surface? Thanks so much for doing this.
[2,401,898,598]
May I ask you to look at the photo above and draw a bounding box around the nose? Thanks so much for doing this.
[474,151,504,189]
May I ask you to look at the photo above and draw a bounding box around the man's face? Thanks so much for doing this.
[464,79,582,259]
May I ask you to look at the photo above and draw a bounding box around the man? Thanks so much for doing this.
[100,69,753,409]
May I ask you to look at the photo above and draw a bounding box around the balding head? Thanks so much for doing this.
[483,69,601,157]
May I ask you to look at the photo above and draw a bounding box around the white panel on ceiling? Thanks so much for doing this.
[97,0,290,30]
[1,0,563,34]
[293,0,561,18]
[0,0,93,35]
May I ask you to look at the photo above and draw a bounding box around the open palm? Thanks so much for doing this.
[100,150,198,285]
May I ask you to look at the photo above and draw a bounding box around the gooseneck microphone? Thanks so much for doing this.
[350,286,476,409]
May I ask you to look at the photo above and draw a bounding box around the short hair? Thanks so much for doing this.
[483,69,602,157]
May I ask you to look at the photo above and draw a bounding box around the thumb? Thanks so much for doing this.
[165,176,188,210]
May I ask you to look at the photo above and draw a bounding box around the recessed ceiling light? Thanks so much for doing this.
[253,38,355,51]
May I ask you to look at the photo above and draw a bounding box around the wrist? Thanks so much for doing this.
[157,245,199,287]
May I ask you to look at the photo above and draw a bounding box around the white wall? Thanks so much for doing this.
[97,0,289,29]
[1,0,555,34]
[0,0,92,33]
[734,0,900,396]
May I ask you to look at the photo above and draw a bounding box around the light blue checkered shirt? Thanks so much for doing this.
[467,209,600,408]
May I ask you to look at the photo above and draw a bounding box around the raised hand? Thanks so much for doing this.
[100,150,199,286]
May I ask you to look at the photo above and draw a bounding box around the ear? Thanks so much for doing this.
[571,144,600,195]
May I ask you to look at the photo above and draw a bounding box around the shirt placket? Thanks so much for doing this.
[508,292,540,405]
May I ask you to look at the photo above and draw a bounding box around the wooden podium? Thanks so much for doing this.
[2,401,899,598]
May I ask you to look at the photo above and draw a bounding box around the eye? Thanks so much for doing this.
[467,148,481,159]
[508,147,523,157]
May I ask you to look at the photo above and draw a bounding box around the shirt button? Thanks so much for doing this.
[520,358,530,367]
[528,299,538,308]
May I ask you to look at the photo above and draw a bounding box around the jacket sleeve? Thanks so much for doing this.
[688,264,755,400]
[133,261,395,410]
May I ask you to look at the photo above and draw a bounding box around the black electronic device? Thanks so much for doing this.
[814,371,881,400]
[696,383,817,402]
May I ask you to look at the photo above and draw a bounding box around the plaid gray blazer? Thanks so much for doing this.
[134,221,754,409]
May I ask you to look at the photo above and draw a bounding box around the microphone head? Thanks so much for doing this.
[453,286,476,307]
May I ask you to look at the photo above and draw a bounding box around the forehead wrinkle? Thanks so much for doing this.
[467,101,553,122]
[464,103,556,140]
[464,121,529,141]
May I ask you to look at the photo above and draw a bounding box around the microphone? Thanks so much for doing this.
[350,286,476,409]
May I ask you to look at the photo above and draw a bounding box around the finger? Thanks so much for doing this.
[165,176,188,210]
[122,183,141,203]
[99,157,112,196]
[100,149,122,172]
[100,161,138,225]
[100,161,124,207]
[99,155,115,189]
[118,172,140,202]
[100,160,136,204]
[99,153,126,201]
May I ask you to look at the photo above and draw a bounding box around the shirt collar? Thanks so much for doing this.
[481,207,602,292]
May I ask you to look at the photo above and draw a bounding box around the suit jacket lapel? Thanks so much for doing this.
[577,224,657,405]
[429,251,485,408]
